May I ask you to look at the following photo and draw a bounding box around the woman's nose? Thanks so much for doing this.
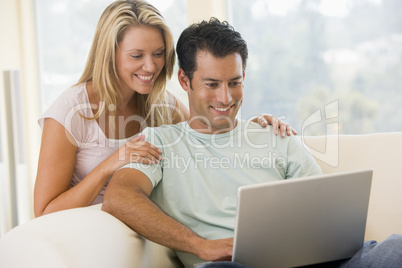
[143,56,157,73]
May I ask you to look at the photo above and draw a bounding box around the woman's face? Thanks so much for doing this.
[116,26,166,96]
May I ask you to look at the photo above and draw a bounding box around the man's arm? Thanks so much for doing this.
[286,135,323,178]
[101,168,232,261]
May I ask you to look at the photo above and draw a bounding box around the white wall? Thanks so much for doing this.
[187,0,227,24]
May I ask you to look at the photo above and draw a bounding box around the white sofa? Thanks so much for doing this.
[1,132,401,267]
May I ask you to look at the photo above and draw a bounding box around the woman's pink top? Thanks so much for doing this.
[38,83,131,204]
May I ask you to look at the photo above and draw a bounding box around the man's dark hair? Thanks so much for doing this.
[176,17,248,82]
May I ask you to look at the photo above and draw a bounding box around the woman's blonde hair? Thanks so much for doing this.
[76,0,175,127]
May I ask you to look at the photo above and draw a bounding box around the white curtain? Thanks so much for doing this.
[0,70,31,236]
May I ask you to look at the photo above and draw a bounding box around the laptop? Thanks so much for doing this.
[232,169,373,268]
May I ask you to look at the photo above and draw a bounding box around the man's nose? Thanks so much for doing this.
[216,84,232,105]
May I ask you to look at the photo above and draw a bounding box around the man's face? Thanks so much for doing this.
[179,51,245,134]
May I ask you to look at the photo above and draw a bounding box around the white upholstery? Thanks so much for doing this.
[0,204,182,268]
[302,132,402,242]
[0,132,401,267]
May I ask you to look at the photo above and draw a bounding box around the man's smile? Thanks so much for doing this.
[211,104,234,112]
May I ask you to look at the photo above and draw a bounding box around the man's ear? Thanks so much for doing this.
[178,69,191,92]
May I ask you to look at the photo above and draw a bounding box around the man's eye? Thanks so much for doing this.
[206,83,219,88]
[229,81,241,87]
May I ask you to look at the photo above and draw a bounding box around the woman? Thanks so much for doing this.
[34,0,294,217]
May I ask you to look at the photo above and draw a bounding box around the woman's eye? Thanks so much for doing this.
[131,55,142,59]
[154,51,165,57]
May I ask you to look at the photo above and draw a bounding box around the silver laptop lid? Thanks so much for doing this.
[232,169,373,268]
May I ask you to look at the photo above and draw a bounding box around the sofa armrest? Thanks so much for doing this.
[0,204,183,268]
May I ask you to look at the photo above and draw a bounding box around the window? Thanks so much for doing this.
[35,0,402,133]
[228,0,402,134]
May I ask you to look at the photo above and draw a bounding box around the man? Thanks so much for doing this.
[102,17,321,267]
[102,18,402,268]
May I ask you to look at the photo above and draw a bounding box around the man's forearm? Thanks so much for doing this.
[101,169,205,256]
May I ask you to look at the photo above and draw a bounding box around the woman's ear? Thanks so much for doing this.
[178,69,191,92]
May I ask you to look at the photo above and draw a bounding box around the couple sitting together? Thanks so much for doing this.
[101,9,402,268]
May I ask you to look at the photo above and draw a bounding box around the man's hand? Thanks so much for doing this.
[196,237,234,262]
